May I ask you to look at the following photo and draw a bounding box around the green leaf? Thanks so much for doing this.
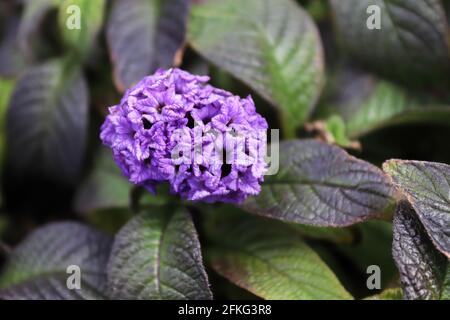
[345,79,450,138]
[330,0,450,84]
[17,0,59,57]
[6,59,88,185]
[107,0,190,91]
[365,288,403,300]
[58,0,106,59]
[242,139,394,226]
[207,213,352,300]
[384,160,450,257]
[188,0,325,136]
[0,77,15,167]
[107,207,212,299]
[288,223,355,244]
[73,148,131,214]
[0,14,26,77]
[392,201,449,300]
[337,220,398,290]
[0,222,112,300]
[317,69,450,138]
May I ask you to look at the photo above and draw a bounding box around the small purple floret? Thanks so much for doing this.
[100,68,268,203]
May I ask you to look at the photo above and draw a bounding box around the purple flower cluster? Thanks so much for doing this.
[100,68,268,203]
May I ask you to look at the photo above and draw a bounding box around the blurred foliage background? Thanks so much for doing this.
[0,0,449,299]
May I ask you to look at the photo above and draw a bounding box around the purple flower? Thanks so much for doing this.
[100,68,268,203]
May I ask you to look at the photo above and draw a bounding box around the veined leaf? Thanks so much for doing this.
[243,139,394,226]
[188,0,324,135]
[6,59,88,185]
[58,0,106,58]
[107,207,212,300]
[207,213,352,300]
[384,160,450,257]
[330,0,450,84]
[107,0,190,91]
[0,222,112,300]
[392,201,449,300]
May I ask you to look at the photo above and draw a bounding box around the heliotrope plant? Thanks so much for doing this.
[0,0,449,301]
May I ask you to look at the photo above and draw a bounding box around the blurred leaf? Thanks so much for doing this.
[189,0,325,136]
[338,220,397,290]
[17,0,59,58]
[317,69,450,138]
[73,148,130,214]
[365,288,403,300]
[107,207,212,299]
[0,14,26,77]
[345,80,450,138]
[6,58,88,185]
[58,0,106,59]
[107,0,190,91]
[0,222,112,300]
[207,213,352,299]
[0,77,15,165]
[288,223,355,244]
[392,201,448,300]
[242,139,394,226]
[384,160,450,257]
[85,208,133,235]
[330,0,450,84]
[325,115,354,147]
[0,215,7,238]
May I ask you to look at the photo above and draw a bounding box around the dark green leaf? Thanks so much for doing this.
[0,222,112,300]
[58,0,106,58]
[384,160,450,257]
[288,223,355,244]
[73,148,131,214]
[392,201,448,300]
[107,0,189,91]
[243,139,394,226]
[330,0,450,84]
[107,207,212,299]
[207,213,352,299]
[6,59,88,185]
[188,0,325,134]
[337,220,398,290]
[0,15,26,77]
[17,0,58,57]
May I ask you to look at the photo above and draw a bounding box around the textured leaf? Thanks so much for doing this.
[107,207,212,300]
[73,148,131,214]
[330,0,450,84]
[208,213,352,300]
[107,0,190,91]
[0,222,112,300]
[243,139,394,226]
[188,0,324,134]
[392,201,448,300]
[6,59,88,185]
[58,0,106,58]
[384,160,450,257]
[365,288,403,300]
